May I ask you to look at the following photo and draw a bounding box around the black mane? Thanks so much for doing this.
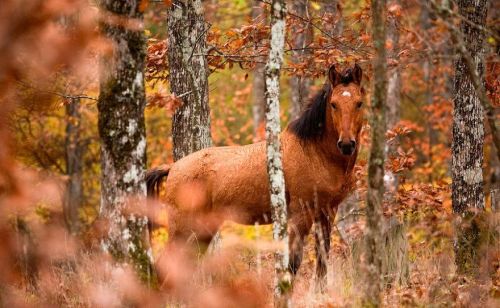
[288,83,331,141]
[288,65,360,142]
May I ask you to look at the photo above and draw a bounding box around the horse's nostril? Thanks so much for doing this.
[350,140,356,148]
[337,140,342,149]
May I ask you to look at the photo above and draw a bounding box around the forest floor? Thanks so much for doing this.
[175,220,500,307]
[5,179,499,307]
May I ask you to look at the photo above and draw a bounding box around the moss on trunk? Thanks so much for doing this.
[98,0,155,285]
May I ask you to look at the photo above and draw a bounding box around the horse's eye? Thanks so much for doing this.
[356,102,363,109]
[331,103,337,110]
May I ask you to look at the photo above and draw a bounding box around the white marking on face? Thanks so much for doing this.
[342,91,352,97]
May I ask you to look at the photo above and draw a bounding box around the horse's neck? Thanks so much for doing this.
[282,129,357,176]
[322,142,357,175]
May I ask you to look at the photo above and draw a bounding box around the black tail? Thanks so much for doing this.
[146,165,170,199]
[145,165,170,237]
[145,166,170,286]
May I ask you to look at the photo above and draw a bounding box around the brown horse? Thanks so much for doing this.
[146,64,365,286]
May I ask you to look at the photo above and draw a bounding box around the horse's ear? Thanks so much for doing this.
[328,65,341,86]
[352,63,362,85]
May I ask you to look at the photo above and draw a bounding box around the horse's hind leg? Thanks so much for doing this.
[288,216,312,279]
[155,227,215,289]
[185,213,224,257]
[187,231,217,257]
[314,210,332,292]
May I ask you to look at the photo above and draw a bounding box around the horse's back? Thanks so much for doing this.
[164,142,271,224]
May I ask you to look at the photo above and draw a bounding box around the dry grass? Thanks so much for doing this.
[0,170,498,307]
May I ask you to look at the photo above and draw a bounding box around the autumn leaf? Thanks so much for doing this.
[360,33,371,43]
[139,0,149,12]
[388,3,402,17]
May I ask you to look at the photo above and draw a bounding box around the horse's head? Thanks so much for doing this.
[327,64,365,156]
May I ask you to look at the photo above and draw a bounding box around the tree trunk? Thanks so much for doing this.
[265,0,291,306]
[64,98,83,235]
[14,217,38,292]
[450,0,488,275]
[490,140,500,195]
[383,0,409,287]
[167,0,212,162]
[420,1,438,181]
[386,0,400,199]
[167,0,216,254]
[60,14,84,235]
[289,0,312,120]
[363,0,387,305]
[327,0,360,255]
[322,0,343,36]
[98,0,154,283]
[252,0,266,139]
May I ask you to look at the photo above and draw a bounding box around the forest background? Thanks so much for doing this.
[1,0,499,306]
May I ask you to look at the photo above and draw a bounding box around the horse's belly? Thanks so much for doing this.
[213,182,271,225]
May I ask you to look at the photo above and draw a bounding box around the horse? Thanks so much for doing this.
[146,63,365,288]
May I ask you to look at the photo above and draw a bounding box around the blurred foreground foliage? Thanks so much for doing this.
[2,0,498,306]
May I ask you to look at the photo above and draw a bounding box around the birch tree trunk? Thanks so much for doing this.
[289,0,312,120]
[450,0,487,275]
[64,98,83,235]
[265,0,291,306]
[363,0,387,305]
[167,0,212,162]
[252,0,266,139]
[98,0,154,282]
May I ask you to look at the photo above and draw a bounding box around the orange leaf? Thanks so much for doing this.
[388,3,402,17]
[139,0,149,12]
[360,33,370,43]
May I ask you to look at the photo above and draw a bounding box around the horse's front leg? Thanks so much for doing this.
[314,210,332,292]
[288,215,312,279]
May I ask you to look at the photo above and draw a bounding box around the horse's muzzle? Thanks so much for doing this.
[337,140,356,156]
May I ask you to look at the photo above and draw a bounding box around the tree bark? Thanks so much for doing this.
[252,0,266,139]
[322,0,343,36]
[420,1,438,181]
[289,0,312,120]
[98,0,154,283]
[327,0,358,251]
[60,14,84,235]
[450,0,487,213]
[167,0,212,161]
[363,0,387,305]
[432,0,500,161]
[64,98,83,235]
[449,0,488,275]
[384,0,409,287]
[167,0,216,253]
[386,0,400,198]
[14,217,38,292]
[490,140,500,194]
[265,0,291,306]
